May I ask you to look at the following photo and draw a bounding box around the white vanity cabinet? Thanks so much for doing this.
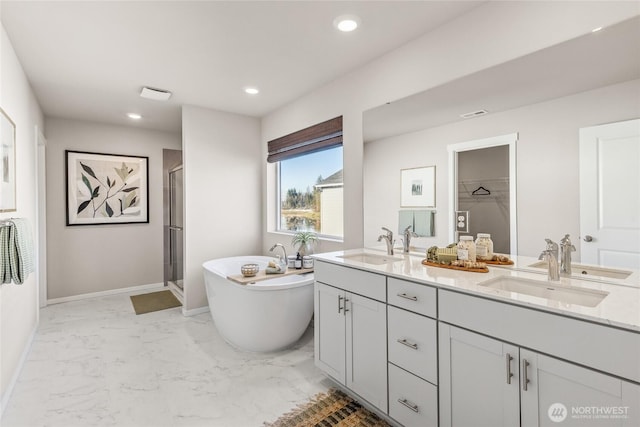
[439,289,640,427]
[314,261,388,412]
[440,324,640,427]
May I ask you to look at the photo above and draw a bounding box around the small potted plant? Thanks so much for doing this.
[292,231,318,256]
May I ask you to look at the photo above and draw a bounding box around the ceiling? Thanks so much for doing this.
[1,0,483,133]
[363,16,640,142]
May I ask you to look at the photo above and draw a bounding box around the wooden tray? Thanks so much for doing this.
[422,260,489,273]
[228,267,314,285]
[484,258,514,266]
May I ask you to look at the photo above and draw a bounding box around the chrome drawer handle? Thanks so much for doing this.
[398,398,419,413]
[522,359,530,391]
[505,353,513,384]
[397,338,418,350]
[338,295,343,314]
[397,293,418,301]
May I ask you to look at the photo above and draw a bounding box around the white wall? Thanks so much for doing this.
[44,118,181,299]
[261,1,638,254]
[182,105,261,312]
[364,79,640,258]
[0,24,44,415]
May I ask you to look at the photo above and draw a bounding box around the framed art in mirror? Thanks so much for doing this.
[66,150,149,225]
[401,166,435,208]
[0,108,16,213]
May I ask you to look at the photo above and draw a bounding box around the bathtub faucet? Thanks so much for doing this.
[269,243,288,270]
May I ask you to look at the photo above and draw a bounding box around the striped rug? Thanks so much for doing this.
[265,389,391,427]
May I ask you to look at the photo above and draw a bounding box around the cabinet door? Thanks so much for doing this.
[439,323,520,427]
[521,349,640,427]
[314,282,345,382]
[346,292,388,412]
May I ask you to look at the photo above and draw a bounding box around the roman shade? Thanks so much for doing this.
[267,116,343,163]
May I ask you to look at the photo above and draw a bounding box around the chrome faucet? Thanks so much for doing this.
[560,234,576,276]
[269,243,288,271]
[401,225,418,253]
[377,227,395,255]
[538,238,560,281]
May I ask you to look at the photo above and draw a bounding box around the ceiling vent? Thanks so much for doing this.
[460,109,488,119]
[140,86,172,101]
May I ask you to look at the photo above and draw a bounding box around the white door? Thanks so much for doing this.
[580,119,640,269]
[314,282,346,382]
[439,324,520,427]
[345,292,387,412]
[521,349,640,427]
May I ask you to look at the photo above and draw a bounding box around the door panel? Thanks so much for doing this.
[521,349,640,427]
[580,119,640,269]
[439,324,520,427]
[346,293,387,412]
[314,283,345,382]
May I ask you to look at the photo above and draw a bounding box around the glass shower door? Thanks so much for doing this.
[168,167,183,290]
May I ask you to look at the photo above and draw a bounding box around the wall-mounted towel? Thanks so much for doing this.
[398,210,435,237]
[0,218,35,285]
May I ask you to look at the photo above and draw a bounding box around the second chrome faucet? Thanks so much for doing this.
[378,227,395,255]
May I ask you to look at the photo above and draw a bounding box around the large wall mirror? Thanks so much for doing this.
[363,16,640,268]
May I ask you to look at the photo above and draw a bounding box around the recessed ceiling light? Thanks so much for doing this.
[591,26,603,33]
[127,113,142,120]
[244,87,259,95]
[334,15,360,32]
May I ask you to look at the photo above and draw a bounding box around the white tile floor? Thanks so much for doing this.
[2,290,330,427]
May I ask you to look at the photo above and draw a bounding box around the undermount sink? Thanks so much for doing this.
[479,276,609,307]
[339,253,402,265]
[528,261,632,280]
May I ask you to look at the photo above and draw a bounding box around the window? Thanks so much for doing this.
[268,117,343,238]
[278,146,343,237]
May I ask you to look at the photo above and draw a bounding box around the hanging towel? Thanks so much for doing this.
[414,210,435,237]
[1,219,35,285]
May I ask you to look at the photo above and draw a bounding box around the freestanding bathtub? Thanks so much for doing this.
[202,256,314,352]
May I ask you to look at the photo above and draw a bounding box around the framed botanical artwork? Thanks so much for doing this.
[400,166,436,208]
[0,108,16,213]
[66,150,149,225]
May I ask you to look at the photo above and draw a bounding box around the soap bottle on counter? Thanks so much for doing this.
[295,252,302,269]
[457,235,476,262]
[475,233,494,261]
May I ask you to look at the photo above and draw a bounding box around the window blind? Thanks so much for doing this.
[267,116,342,163]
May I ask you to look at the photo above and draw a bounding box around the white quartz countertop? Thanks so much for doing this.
[313,248,640,333]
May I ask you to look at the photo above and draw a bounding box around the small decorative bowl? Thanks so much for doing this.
[240,263,259,277]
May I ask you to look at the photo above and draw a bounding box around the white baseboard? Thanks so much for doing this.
[182,305,210,317]
[47,282,165,305]
[0,323,37,420]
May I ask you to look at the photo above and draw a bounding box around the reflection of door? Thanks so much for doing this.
[580,119,640,269]
[448,133,517,254]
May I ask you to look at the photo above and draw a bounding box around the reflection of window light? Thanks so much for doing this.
[277,146,343,238]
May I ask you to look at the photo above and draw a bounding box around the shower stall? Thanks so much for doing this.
[167,166,184,291]
[163,148,184,296]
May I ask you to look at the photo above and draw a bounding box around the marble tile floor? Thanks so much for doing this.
[2,290,330,427]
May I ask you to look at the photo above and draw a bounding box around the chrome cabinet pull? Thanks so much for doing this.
[397,293,418,301]
[397,398,419,413]
[397,338,418,350]
[522,359,530,391]
[343,298,349,314]
[505,353,513,384]
[338,295,343,314]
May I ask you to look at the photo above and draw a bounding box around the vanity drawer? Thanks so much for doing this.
[388,363,438,427]
[387,277,437,317]
[388,306,437,384]
[314,261,386,302]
